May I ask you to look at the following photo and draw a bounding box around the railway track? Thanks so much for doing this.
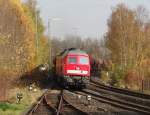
[84,77,150,114]
[55,90,88,115]
[25,90,57,115]
[91,77,150,99]
[26,89,127,115]
[25,90,89,115]
[90,77,150,107]
[24,88,150,115]
[24,77,150,115]
[80,89,149,114]
[89,82,150,107]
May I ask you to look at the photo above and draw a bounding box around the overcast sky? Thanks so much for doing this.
[37,0,150,38]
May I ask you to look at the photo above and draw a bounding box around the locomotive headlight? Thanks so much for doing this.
[39,64,48,72]
[40,66,46,71]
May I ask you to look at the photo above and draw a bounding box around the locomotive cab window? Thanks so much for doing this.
[79,57,89,64]
[68,57,77,64]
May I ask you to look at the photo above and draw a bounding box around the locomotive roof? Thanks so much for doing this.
[58,48,88,57]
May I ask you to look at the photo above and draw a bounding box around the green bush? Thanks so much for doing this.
[110,64,126,88]
[0,103,20,111]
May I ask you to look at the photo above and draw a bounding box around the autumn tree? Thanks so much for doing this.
[105,4,150,88]
[24,0,48,65]
[0,0,49,83]
[106,4,136,68]
[134,6,150,78]
[0,0,36,77]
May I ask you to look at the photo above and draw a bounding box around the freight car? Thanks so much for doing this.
[54,48,90,88]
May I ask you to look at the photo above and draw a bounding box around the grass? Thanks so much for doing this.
[0,103,25,115]
[0,103,20,111]
[0,87,44,115]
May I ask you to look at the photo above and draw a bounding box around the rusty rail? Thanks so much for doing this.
[57,94,63,115]
[26,90,48,115]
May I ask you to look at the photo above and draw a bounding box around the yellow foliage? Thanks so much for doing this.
[0,34,10,44]
[0,0,48,85]
[0,0,37,77]
[11,0,35,33]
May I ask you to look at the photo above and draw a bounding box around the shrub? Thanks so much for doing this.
[110,64,126,88]
[124,70,143,90]
[100,71,111,84]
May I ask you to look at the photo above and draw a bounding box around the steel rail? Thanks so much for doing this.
[62,91,89,114]
[56,94,63,115]
[89,82,150,107]
[90,77,150,99]
[80,89,150,114]
[26,90,48,115]
[62,90,90,115]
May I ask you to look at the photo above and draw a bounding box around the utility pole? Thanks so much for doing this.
[48,18,61,68]
[36,10,39,65]
[48,19,52,68]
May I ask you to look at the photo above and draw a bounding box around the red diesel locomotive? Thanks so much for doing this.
[54,48,90,88]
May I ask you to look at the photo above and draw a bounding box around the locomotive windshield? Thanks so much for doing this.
[68,57,77,64]
[79,57,89,64]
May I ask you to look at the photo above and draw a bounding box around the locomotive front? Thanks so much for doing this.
[55,48,90,88]
[64,51,90,87]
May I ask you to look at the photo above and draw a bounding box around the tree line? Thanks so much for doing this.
[105,4,150,89]
[0,0,49,85]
